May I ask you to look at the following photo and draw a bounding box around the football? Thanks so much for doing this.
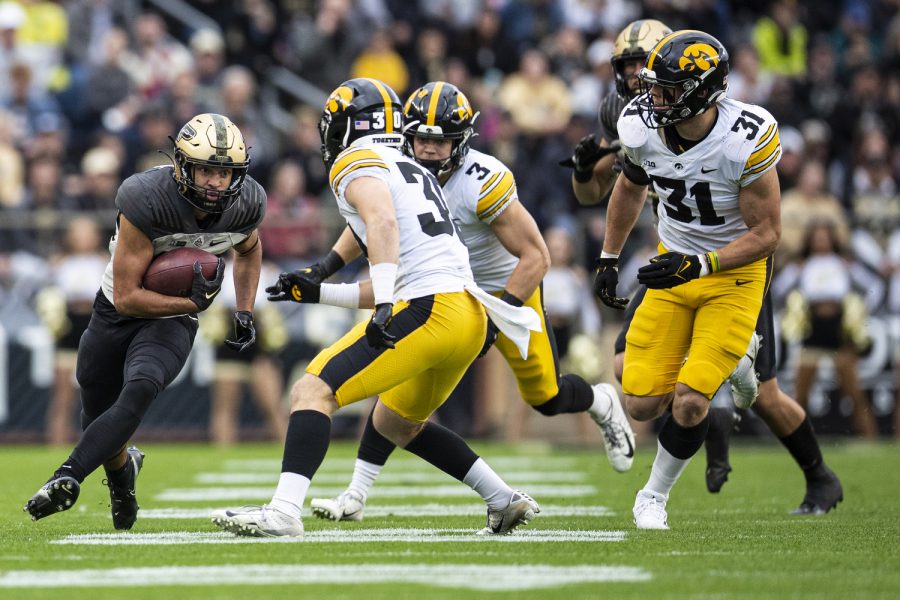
[142,247,220,297]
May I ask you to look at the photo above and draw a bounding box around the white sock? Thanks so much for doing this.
[270,472,310,519]
[463,458,513,510]
[644,440,692,498]
[348,459,382,499]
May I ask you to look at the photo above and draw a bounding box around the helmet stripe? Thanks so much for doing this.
[646,30,690,70]
[210,113,228,155]
[367,78,395,133]
[426,81,444,127]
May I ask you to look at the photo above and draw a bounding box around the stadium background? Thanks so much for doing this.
[0,0,897,443]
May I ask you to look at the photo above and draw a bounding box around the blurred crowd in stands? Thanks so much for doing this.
[0,0,898,441]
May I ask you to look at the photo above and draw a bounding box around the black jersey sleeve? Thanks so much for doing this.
[599,92,626,143]
[230,176,267,233]
[114,172,155,238]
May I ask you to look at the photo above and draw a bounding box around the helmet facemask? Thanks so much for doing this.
[636,63,727,128]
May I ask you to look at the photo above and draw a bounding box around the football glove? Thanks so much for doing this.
[366,303,396,349]
[265,271,321,303]
[478,318,500,358]
[300,250,346,284]
[637,252,703,289]
[224,310,256,352]
[189,257,225,312]
[559,135,620,182]
[593,257,629,309]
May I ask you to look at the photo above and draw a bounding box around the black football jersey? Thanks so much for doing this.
[598,91,627,143]
[100,166,266,302]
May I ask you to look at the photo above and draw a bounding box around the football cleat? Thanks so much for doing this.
[633,489,669,530]
[588,383,636,472]
[790,466,843,516]
[24,475,81,521]
[211,504,304,538]
[729,332,761,409]
[310,489,366,522]
[476,490,540,535]
[705,407,741,493]
[105,446,145,530]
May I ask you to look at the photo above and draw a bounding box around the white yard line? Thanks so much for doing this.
[51,529,627,545]
[224,456,582,471]
[141,503,615,519]
[195,470,588,484]
[156,484,598,502]
[0,563,650,590]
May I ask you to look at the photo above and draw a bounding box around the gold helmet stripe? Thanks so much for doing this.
[426,81,444,127]
[647,29,704,70]
[367,78,395,133]
[210,113,228,158]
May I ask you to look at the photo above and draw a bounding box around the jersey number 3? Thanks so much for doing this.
[398,162,457,237]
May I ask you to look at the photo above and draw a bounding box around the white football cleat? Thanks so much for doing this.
[211,504,303,538]
[476,490,540,535]
[633,489,669,530]
[310,489,366,522]
[588,383,636,472]
[729,332,761,409]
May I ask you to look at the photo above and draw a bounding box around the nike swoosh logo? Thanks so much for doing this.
[204,290,220,299]
[701,167,717,173]
[623,434,634,458]
[735,280,752,286]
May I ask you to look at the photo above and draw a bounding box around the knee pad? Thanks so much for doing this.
[116,378,160,420]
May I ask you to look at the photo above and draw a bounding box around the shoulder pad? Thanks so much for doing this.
[617,100,649,150]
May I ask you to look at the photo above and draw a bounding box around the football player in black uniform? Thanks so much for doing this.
[564,21,842,516]
[25,113,266,529]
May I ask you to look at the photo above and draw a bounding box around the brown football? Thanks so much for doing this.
[142,247,220,297]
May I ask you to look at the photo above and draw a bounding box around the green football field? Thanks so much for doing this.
[1,439,898,599]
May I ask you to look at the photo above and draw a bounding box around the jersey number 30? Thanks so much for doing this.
[398,162,458,237]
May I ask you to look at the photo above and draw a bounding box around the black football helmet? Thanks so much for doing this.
[318,78,404,166]
[611,19,672,98]
[635,30,729,128]
[402,81,478,177]
[172,113,250,213]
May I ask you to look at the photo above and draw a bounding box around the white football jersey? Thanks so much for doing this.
[441,149,520,292]
[618,97,782,255]
[328,143,473,301]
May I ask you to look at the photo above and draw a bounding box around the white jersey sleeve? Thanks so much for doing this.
[442,150,520,292]
[328,144,474,301]
[617,98,781,255]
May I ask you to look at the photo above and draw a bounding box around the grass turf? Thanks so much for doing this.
[1,440,898,599]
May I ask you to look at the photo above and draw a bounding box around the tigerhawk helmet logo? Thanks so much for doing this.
[678,43,719,72]
[455,93,473,120]
[325,86,354,114]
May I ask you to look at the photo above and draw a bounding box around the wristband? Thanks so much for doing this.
[370,262,398,306]
[499,291,525,306]
[574,167,594,183]
[704,251,721,274]
[320,283,361,308]
[600,250,620,260]
[320,249,346,277]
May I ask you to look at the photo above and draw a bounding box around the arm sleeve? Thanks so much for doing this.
[621,155,651,186]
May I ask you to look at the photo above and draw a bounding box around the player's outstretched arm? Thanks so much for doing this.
[602,169,649,257]
[232,229,262,314]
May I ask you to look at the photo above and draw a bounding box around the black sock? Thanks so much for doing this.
[281,410,331,478]
[104,456,134,489]
[358,408,396,466]
[404,422,479,481]
[659,413,710,460]
[62,404,142,483]
[533,374,593,416]
[779,417,826,479]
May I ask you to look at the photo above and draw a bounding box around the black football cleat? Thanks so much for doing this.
[24,476,81,521]
[790,466,843,516]
[705,406,740,493]
[105,446,145,530]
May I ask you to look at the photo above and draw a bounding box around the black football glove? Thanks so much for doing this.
[478,318,500,358]
[365,303,396,349]
[300,250,346,285]
[637,252,703,289]
[559,135,621,182]
[265,271,321,303]
[593,257,629,309]
[189,257,225,312]
[224,310,256,352]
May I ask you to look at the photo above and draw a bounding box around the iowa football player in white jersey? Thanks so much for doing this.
[597,30,789,530]
[212,78,541,538]
[572,20,842,518]
[303,81,635,524]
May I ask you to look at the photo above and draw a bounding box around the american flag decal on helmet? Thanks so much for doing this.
[354,120,370,130]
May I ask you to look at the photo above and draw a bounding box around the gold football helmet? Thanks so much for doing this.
[173,113,250,213]
[612,19,673,98]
